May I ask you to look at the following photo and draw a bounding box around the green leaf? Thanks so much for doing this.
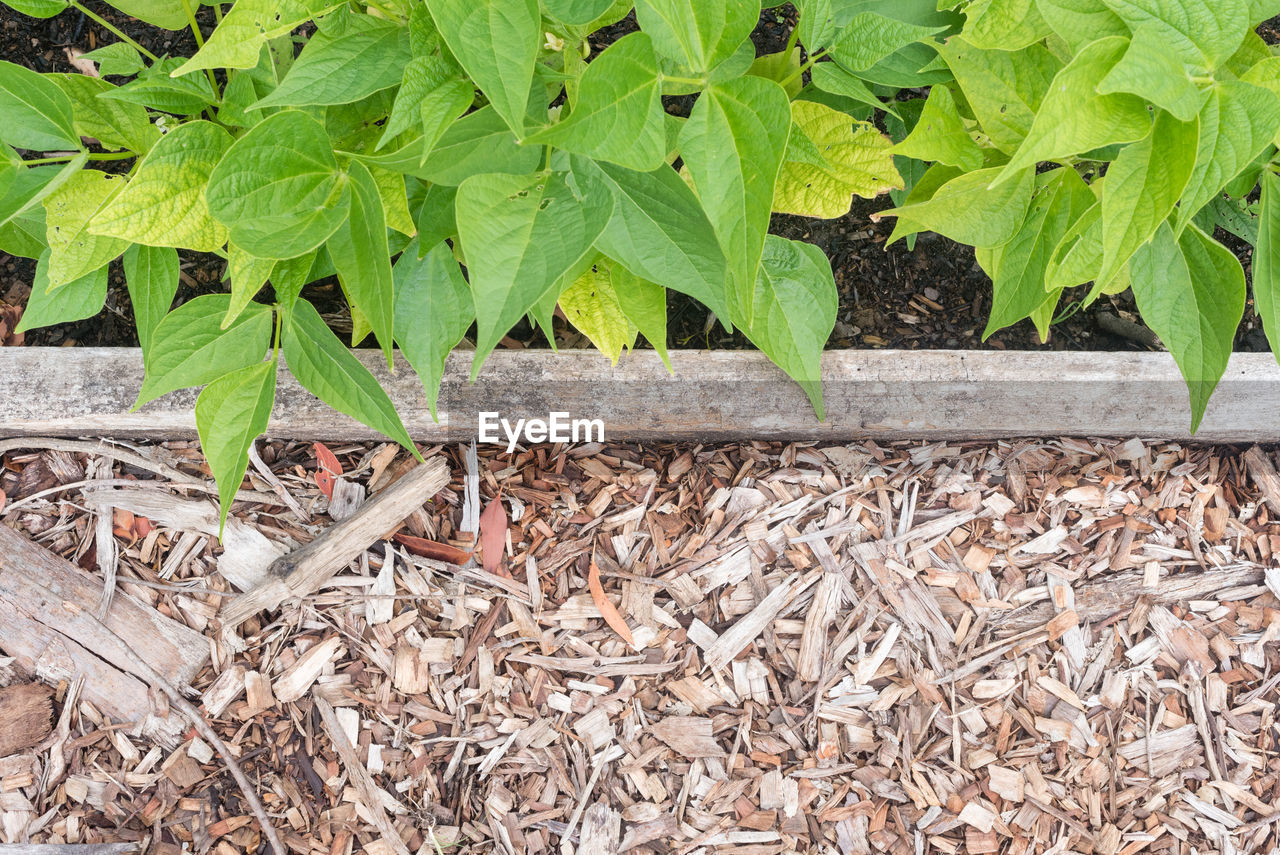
[135,294,274,407]
[411,181,459,245]
[543,0,617,25]
[526,33,667,172]
[795,0,837,50]
[43,170,129,288]
[122,243,178,354]
[196,359,277,534]
[14,251,106,333]
[679,76,791,327]
[89,121,233,252]
[1036,0,1129,52]
[962,0,1053,50]
[1174,80,1280,235]
[269,251,318,312]
[1045,197,1105,290]
[0,156,86,230]
[882,165,1036,248]
[46,74,160,154]
[1,0,68,18]
[935,37,1060,155]
[327,160,394,367]
[81,43,145,78]
[419,106,543,185]
[1129,221,1244,431]
[0,60,79,151]
[426,0,541,135]
[611,262,670,371]
[1096,25,1210,122]
[393,238,472,421]
[891,84,984,172]
[283,298,417,450]
[207,110,351,259]
[369,166,416,236]
[1100,0,1248,68]
[774,100,902,219]
[572,156,732,327]
[998,37,1151,181]
[1098,109,1199,287]
[808,63,896,117]
[253,13,410,109]
[457,170,613,375]
[1256,170,1280,365]
[635,0,760,73]
[828,12,944,72]
[984,167,1095,336]
[102,0,186,30]
[740,236,836,419]
[99,58,218,115]
[223,243,275,328]
[0,208,47,258]
[560,260,638,364]
[176,0,339,75]
[377,56,470,151]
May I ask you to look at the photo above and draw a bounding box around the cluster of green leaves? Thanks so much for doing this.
[881,0,1280,429]
[0,0,914,528]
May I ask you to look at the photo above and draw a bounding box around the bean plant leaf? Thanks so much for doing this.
[47,74,160,155]
[1098,109,1199,287]
[984,167,1095,336]
[1129,221,1244,431]
[99,58,218,115]
[1256,171,1280,365]
[1096,25,1208,123]
[43,170,129,288]
[122,243,179,354]
[679,76,791,327]
[103,0,186,30]
[377,55,471,152]
[740,236,836,419]
[207,110,352,259]
[0,157,86,231]
[891,84,984,172]
[420,107,543,185]
[525,33,666,172]
[827,13,944,71]
[81,42,145,77]
[393,238,472,421]
[176,0,340,75]
[962,0,1053,51]
[634,0,759,73]
[253,13,411,108]
[774,100,902,219]
[196,359,277,534]
[560,260,638,365]
[90,121,233,252]
[283,298,417,451]
[1045,197,1105,291]
[808,63,896,116]
[1036,0,1129,51]
[457,169,613,376]
[1100,0,1248,68]
[1,0,68,18]
[1174,80,1280,235]
[135,295,274,407]
[573,156,732,327]
[612,263,671,371]
[935,37,1059,155]
[327,159,394,367]
[543,0,618,24]
[882,165,1036,248]
[15,251,106,333]
[998,37,1151,181]
[426,0,540,136]
[0,60,79,151]
[223,243,275,329]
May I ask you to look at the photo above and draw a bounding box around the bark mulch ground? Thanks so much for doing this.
[2,437,1280,854]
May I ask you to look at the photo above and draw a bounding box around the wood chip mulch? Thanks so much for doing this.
[4,436,1280,855]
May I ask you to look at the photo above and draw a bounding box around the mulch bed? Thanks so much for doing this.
[3,436,1280,853]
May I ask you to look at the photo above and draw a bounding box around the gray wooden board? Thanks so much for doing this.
[1,348,1279,441]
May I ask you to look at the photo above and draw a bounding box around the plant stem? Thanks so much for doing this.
[784,20,801,56]
[23,150,135,165]
[179,0,222,96]
[69,1,158,61]
[778,49,828,89]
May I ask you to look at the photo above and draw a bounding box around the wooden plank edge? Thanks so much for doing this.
[1,347,1278,441]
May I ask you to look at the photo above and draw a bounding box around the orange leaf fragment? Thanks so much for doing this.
[392,533,474,566]
[112,507,135,539]
[479,491,509,577]
[313,442,342,499]
[315,469,335,500]
[588,550,635,648]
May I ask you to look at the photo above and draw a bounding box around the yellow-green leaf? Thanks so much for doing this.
[560,260,637,365]
[223,243,274,328]
[43,169,129,288]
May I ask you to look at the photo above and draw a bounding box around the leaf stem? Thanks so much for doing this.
[69,1,159,61]
[179,0,222,94]
[661,73,706,87]
[23,150,135,165]
[784,20,802,56]
[778,49,828,89]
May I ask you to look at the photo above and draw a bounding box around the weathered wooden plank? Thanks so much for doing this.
[1,348,1279,441]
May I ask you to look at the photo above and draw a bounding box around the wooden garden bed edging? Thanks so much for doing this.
[2,347,1279,441]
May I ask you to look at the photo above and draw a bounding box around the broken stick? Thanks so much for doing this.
[221,457,450,629]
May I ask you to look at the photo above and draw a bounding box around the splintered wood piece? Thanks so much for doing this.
[0,845,144,853]
[0,524,208,744]
[220,457,450,628]
[1245,445,1280,516]
[0,683,53,755]
[648,716,726,758]
[314,697,408,855]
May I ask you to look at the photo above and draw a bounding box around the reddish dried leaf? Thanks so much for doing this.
[589,551,635,648]
[134,516,152,538]
[315,469,335,500]
[479,492,509,577]
[313,441,343,476]
[0,490,6,514]
[112,507,135,539]
[393,533,473,566]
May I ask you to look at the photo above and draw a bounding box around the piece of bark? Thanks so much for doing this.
[1245,445,1280,517]
[0,683,53,756]
[220,458,450,630]
[648,716,725,758]
[578,802,621,855]
[0,524,208,745]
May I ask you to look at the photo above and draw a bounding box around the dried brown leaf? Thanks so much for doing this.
[589,550,635,648]
[479,491,508,577]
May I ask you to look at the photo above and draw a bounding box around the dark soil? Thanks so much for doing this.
[1,5,1277,354]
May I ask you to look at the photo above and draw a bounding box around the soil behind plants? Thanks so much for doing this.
[1,4,1277,355]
